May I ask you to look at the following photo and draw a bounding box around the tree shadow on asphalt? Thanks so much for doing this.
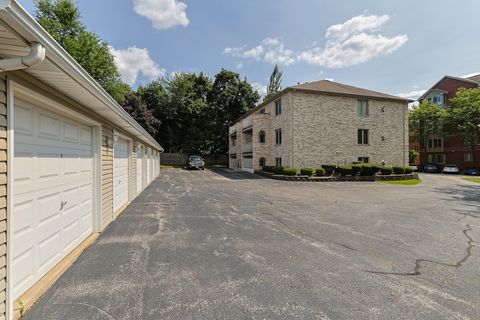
[433,184,480,219]
[208,167,266,180]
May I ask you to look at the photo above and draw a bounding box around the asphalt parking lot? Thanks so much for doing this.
[25,169,480,320]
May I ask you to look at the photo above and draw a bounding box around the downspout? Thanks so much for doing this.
[0,42,45,72]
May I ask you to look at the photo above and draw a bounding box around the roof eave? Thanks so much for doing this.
[0,0,163,151]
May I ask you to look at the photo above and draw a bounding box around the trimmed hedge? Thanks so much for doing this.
[272,166,284,174]
[337,165,353,176]
[315,168,326,176]
[263,166,273,173]
[283,168,298,176]
[300,168,315,176]
[372,165,382,175]
[404,166,414,174]
[322,164,337,175]
[380,166,393,175]
[392,166,406,174]
[351,164,363,176]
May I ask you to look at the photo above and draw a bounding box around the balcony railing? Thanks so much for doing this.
[242,117,253,130]
[242,142,252,153]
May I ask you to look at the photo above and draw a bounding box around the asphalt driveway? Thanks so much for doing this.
[24,169,480,320]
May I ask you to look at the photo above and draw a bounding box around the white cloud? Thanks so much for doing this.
[224,37,295,66]
[110,46,166,85]
[396,89,426,100]
[298,14,407,68]
[223,14,407,69]
[133,0,189,30]
[252,82,267,97]
[462,72,480,78]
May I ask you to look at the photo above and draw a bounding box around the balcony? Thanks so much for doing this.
[242,142,252,153]
[242,117,253,131]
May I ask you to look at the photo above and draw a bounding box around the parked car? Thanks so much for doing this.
[464,167,480,176]
[442,164,460,174]
[409,163,419,172]
[186,155,205,170]
[424,164,440,173]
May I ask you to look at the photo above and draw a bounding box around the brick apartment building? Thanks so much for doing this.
[413,75,480,169]
[229,80,411,172]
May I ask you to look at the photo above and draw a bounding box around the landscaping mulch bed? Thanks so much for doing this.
[256,170,418,182]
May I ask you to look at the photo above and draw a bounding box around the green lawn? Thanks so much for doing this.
[379,179,422,186]
[463,177,480,184]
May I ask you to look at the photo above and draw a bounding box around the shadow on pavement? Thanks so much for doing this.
[207,167,266,180]
[433,184,480,219]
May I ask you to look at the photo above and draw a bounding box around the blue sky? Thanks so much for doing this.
[19,0,480,99]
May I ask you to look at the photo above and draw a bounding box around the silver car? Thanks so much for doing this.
[186,155,205,170]
[442,164,459,174]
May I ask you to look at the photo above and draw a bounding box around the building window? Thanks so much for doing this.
[427,138,443,149]
[275,157,282,166]
[259,131,266,143]
[358,157,370,163]
[275,128,282,145]
[260,108,266,114]
[465,153,473,162]
[259,157,266,167]
[275,99,282,115]
[357,100,369,116]
[358,129,369,145]
[231,136,236,146]
[428,154,445,164]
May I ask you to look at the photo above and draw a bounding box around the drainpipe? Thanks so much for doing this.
[0,42,45,72]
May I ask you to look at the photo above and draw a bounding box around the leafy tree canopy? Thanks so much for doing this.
[409,101,446,151]
[35,0,130,103]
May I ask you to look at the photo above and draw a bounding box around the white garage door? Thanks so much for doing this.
[136,146,143,192]
[113,137,129,213]
[12,100,94,300]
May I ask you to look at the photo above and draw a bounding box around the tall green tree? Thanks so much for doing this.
[264,64,282,101]
[208,69,260,154]
[121,92,161,137]
[35,0,130,103]
[445,87,480,163]
[409,101,446,153]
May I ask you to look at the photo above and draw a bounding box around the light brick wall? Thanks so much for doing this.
[292,92,408,168]
[0,74,6,320]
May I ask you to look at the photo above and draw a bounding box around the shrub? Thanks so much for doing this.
[337,165,353,176]
[351,164,363,176]
[283,168,298,176]
[380,166,393,175]
[404,166,414,174]
[392,166,406,174]
[263,166,273,172]
[360,164,374,176]
[300,168,315,176]
[371,165,382,175]
[322,164,337,175]
[272,166,284,174]
[315,168,325,176]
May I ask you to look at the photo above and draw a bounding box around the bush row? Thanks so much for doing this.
[263,164,414,176]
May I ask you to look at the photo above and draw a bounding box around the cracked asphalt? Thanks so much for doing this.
[24,169,480,320]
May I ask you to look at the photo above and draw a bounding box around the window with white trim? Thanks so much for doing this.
[275,99,282,115]
[358,129,369,145]
[464,153,473,162]
[357,100,369,116]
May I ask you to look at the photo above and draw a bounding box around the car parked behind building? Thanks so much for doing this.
[464,167,480,176]
[442,164,460,174]
[424,164,440,173]
[187,155,205,170]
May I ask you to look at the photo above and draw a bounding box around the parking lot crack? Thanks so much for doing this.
[363,224,475,276]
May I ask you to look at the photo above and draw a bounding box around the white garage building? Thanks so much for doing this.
[0,1,163,319]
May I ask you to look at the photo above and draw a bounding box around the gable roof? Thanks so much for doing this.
[234,79,411,123]
[466,74,480,83]
[418,75,480,101]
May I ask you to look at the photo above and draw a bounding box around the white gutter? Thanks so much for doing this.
[0,0,163,151]
[0,41,45,71]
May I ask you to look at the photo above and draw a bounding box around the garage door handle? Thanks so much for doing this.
[60,201,67,211]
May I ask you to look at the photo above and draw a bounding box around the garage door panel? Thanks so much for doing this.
[113,138,129,212]
[38,112,61,140]
[12,100,95,300]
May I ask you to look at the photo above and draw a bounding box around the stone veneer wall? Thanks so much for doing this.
[292,92,408,168]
